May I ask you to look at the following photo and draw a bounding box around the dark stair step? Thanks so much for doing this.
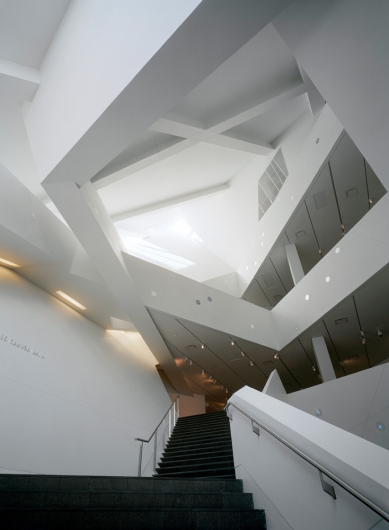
[162,444,233,458]
[159,454,234,468]
[161,450,233,464]
[0,508,266,530]
[156,460,235,475]
[154,467,236,479]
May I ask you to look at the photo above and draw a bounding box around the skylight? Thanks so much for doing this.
[258,149,288,221]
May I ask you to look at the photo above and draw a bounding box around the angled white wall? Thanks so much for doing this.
[0,266,171,476]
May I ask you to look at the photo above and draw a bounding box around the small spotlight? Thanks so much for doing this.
[226,389,228,394]
[312,366,316,372]
[360,331,365,337]
[274,353,279,360]
[250,361,254,367]
[341,224,345,232]
[362,338,366,345]
[318,249,322,254]
[378,330,383,337]
[202,370,204,375]
[189,360,192,366]
[369,199,373,205]
[240,351,245,357]
[201,344,205,349]
[221,385,224,390]
[213,380,217,384]
[184,357,188,362]
[231,340,235,346]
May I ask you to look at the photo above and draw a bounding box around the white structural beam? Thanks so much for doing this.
[0,58,40,101]
[205,81,306,134]
[38,0,294,188]
[312,336,336,382]
[44,180,193,396]
[285,244,305,285]
[151,116,273,155]
[273,0,389,190]
[237,105,344,297]
[299,67,325,116]
[111,183,229,222]
[121,251,279,351]
[272,192,389,350]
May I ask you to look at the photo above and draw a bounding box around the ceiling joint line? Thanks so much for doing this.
[268,256,289,294]
[303,200,322,254]
[278,356,304,390]
[363,158,371,210]
[230,337,268,379]
[297,338,315,366]
[328,160,344,227]
[255,279,273,306]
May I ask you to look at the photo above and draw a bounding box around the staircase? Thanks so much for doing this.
[155,410,236,479]
[0,412,266,529]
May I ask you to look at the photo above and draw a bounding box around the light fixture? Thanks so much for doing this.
[201,344,205,349]
[274,353,279,360]
[362,338,366,345]
[226,389,228,394]
[240,351,245,357]
[254,261,257,266]
[312,366,316,372]
[318,249,322,254]
[151,291,157,296]
[369,199,373,205]
[56,291,86,310]
[326,276,330,282]
[250,361,254,367]
[315,408,323,417]
[376,422,385,432]
[305,294,310,301]
[341,224,345,232]
[246,266,248,270]
[221,385,224,390]
[213,379,217,384]
[378,330,383,337]
[189,360,192,366]
[184,357,188,362]
[231,340,235,346]
[250,324,255,329]
[335,247,340,254]
[0,258,20,268]
[202,370,204,375]
[360,331,365,337]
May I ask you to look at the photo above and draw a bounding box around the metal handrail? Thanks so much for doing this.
[135,396,179,476]
[226,401,389,522]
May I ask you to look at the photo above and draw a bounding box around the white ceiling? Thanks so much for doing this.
[170,24,302,125]
[0,0,71,68]
[98,142,257,218]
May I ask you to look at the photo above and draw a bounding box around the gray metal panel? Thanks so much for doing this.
[245,280,272,309]
[255,258,287,305]
[269,233,295,292]
[305,164,343,254]
[329,133,369,231]
[285,203,321,274]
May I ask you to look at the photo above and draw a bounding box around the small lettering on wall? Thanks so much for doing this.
[0,334,45,359]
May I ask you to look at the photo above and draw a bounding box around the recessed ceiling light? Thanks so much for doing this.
[240,351,245,357]
[246,266,248,270]
[225,389,228,393]
[202,370,205,375]
[261,242,264,247]
[56,291,86,310]
[250,361,254,367]
[291,195,294,200]
[254,261,257,266]
[189,360,192,366]
[201,344,205,349]
[274,353,279,360]
[196,300,201,305]
[335,247,340,254]
[312,366,316,372]
[262,233,265,237]
[305,295,310,301]
[250,324,254,329]
[376,422,385,432]
[231,340,235,346]
[0,258,20,268]
[315,408,322,417]
[151,291,157,296]
[326,276,330,282]
[207,296,212,301]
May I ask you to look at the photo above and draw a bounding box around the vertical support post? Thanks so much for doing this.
[137,442,143,477]
[176,396,179,420]
[285,244,305,285]
[312,336,336,382]
[153,431,157,474]
[161,417,165,450]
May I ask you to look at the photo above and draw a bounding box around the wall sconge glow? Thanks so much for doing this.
[56,291,86,310]
[0,258,20,268]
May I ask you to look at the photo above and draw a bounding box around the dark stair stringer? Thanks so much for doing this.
[0,412,266,529]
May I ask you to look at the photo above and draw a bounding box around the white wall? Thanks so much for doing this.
[230,386,389,530]
[0,265,171,476]
[286,364,389,451]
